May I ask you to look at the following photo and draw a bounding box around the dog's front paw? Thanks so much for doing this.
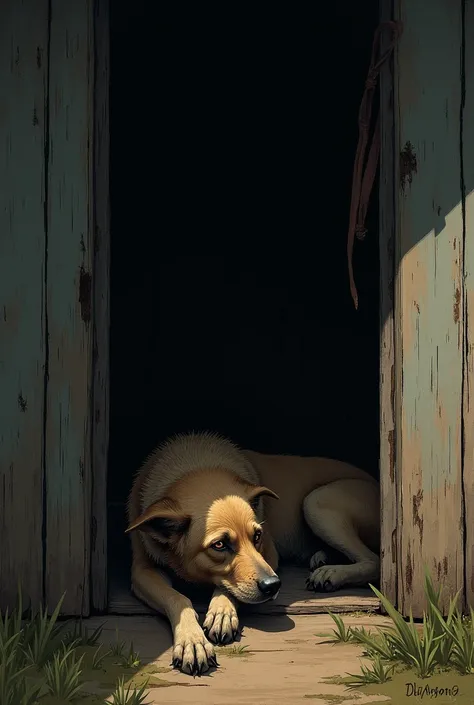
[203,593,239,645]
[172,624,218,676]
[306,565,348,592]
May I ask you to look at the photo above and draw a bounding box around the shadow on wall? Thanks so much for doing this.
[388,0,474,496]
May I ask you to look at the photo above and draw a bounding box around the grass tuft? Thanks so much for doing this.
[339,568,474,684]
[318,611,354,643]
[105,676,150,704]
[43,642,85,701]
[63,619,105,647]
[110,627,127,658]
[345,655,396,686]
[0,587,151,704]
[120,642,141,669]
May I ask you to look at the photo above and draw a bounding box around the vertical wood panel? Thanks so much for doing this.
[91,0,110,612]
[463,0,474,610]
[396,0,464,616]
[45,0,94,615]
[379,0,398,607]
[0,0,49,611]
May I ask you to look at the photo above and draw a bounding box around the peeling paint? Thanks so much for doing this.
[399,141,418,191]
[91,516,97,552]
[453,287,460,323]
[405,547,413,594]
[412,490,423,543]
[388,429,395,482]
[79,266,92,323]
[390,363,395,416]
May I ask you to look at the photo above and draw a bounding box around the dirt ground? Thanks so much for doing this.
[86,612,399,705]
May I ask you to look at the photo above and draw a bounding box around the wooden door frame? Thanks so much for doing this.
[383,0,473,617]
[89,0,399,614]
[378,0,398,607]
[90,0,110,613]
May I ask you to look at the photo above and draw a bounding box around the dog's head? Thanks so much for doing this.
[126,472,280,604]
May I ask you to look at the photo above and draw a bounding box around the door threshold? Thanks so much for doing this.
[108,566,379,615]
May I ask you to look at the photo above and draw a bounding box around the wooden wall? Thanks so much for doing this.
[0,0,108,616]
[0,0,50,612]
[389,0,474,616]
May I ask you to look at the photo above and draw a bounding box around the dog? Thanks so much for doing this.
[126,431,379,675]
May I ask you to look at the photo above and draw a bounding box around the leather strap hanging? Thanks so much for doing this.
[347,21,402,309]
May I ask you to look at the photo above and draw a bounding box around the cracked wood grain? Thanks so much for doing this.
[463,0,474,611]
[91,0,110,613]
[395,0,465,617]
[44,0,94,616]
[379,0,398,610]
[0,0,49,612]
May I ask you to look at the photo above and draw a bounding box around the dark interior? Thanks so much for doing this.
[108,1,380,590]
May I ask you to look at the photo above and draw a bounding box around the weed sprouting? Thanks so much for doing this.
[339,569,474,684]
[0,588,150,704]
[43,642,85,701]
[106,676,150,704]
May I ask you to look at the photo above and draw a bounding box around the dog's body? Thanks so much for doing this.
[127,432,379,675]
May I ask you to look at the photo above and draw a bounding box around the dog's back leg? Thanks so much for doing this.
[302,479,380,592]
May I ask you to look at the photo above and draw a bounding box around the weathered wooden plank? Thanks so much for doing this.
[396,0,464,616]
[109,567,380,616]
[463,0,474,611]
[45,0,94,616]
[0,0,49,612]
[91,0,110,613]
[379,0,397,609]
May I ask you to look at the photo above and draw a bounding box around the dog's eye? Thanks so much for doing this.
[210,540,227,552]
[253,530,262,545]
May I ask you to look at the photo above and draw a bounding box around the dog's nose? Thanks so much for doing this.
[257,575,281,597]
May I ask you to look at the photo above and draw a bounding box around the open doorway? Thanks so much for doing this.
[108,0,381,613]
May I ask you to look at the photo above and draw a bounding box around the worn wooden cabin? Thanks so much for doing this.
[1,0,473,619]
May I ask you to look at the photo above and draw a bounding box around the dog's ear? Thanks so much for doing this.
[125,498,190,543]
[245,484,279,511]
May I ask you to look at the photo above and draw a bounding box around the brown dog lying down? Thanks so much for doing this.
[126,432,379,675]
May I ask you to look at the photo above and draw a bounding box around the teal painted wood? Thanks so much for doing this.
[395,0,465,616]
[45,0,94,616]
[91,0,110,612]
[463,0,474,611]
[0,0,49,612]
[379,0,398,608]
